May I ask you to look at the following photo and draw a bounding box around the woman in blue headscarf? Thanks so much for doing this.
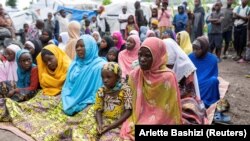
[6,49,39,102]
[189,36,220,108]
[162,29,176,40]
[62,34,107,116]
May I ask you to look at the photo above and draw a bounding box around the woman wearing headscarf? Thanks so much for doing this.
[37,44,71,96]
[129,30,139,36]
[65,21,81,59]
[146,30,156,37]
[62,35,107,116]
[0,44,21,98]
[6,49,39,102]
[163,38,207,124]
[58,32,69,51]
[192,0,205,41]
[99,35,114,58]
[189,36,220,108]
[92,31,102,47]
[176,30,193,55]
[106,47,119,62]
[24,40,42,64]
[118,35,140,80]
[112,31,126,52]
[162,29,176,40]
[0,44,72,140]
[39,29,53,47]
[0,44,21,82]
[139,26,148,42]
[120,37,182,140]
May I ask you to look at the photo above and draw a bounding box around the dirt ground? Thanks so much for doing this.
[0,51,250,140]
[218,55,250,125]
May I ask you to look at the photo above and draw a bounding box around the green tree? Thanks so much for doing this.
[102,0,112,6]
[6,0,17,8]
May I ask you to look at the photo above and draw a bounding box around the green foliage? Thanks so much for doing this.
[6,0,17,8]
[102,0,112,6]
[232,0,240,8]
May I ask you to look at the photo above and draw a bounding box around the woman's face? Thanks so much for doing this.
[24,43,35,55]
[101,69,119,89]
[40,31,50,44]
[138,47,153,71]
[107,52,117,62]
[4,48,15,62]
[42,53,58,71]
[193,45,203,58]
[112,36,118,45]
[152,9,157,17]
[75,39,85,59]
[19,53,32,70]
[126,37,136,51]
[93,33,99,42]
[100,39,108,49]
[128,16,134,23]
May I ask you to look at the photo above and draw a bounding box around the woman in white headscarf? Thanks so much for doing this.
[58,32,69,51]
[163,38,207,125]
[92,31,102,47]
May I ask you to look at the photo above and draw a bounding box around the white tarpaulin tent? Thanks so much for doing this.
[30,0,99,20]
[104,0,152,34]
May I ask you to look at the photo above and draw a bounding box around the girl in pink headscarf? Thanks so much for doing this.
[0,44,21,98]
[118,35,140,80]
[112,31,126,52]
[0,44,21,82]
[120,37,182,140]
[146,30,156,37]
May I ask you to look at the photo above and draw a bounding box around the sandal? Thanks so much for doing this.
[213,112,231,124]
[216,99,230,112]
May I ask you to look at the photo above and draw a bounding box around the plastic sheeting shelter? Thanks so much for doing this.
[57,6,97,22]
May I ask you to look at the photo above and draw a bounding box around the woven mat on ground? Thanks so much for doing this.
[206,77,230,124]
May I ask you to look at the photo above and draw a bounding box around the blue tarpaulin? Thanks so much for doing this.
[57,6,97,22]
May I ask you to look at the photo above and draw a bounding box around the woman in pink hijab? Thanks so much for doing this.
[0,44,21,98]
[112,31,126,52]
[0,44,21,82]
[146,30,156,37]
[120,37,182,140]
[118,35,140,80]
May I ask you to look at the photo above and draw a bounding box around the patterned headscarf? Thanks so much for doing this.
[99,62,124,96]
[102,62,121,78]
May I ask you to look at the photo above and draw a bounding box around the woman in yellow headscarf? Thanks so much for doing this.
[0,44,73,140]
[36,44,71,96]
[176,30,193,55]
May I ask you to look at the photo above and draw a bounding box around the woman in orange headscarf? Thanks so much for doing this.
[37,44,71,96]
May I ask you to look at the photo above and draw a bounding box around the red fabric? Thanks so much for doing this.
[16,67,39,92]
